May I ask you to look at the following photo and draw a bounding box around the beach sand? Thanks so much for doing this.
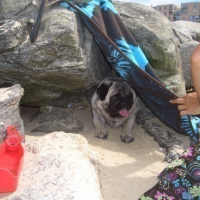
[18,106,174,200]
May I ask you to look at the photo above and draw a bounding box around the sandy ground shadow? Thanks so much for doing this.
[19,106,191,200]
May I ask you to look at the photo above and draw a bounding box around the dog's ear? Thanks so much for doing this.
[97,82,113,101]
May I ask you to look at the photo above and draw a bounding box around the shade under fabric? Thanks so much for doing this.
[59,0,200,141]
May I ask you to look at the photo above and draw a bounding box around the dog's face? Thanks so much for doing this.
[91,77,140,143]
[95,77,137,119]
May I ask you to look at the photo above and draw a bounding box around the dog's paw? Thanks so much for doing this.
[96,130,108,140]
[120,134,134,143]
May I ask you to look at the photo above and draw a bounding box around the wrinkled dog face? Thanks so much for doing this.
[97,79,134,118]
[91,77,139,143]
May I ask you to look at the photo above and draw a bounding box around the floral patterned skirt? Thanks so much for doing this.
[139,142,200,200]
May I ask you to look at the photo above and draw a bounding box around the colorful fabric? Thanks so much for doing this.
[140,142,200,200]
[59,0,200,141]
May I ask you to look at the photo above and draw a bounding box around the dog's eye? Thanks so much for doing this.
[111,96,116,101]
[111,94,120,101]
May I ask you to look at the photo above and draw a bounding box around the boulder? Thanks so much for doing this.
[0,132,103,200]
[0,0,35,21]
[114,2,185,95]
[172,27,193,44]
[0,0,185,106]
[29,107,84,133]
[0,0,110,106]
[0,84,24,144]
[171,21,200,42]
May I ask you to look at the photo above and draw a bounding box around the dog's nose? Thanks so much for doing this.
[120,100,127,107]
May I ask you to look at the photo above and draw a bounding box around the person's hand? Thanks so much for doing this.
[170,92,200,116]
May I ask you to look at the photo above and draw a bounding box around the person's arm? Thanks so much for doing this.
[190,44,200,98]
[170,44,200,116]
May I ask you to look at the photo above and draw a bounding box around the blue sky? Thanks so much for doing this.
[114,0,197,6]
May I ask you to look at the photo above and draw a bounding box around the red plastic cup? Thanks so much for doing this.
[6,136,20,152]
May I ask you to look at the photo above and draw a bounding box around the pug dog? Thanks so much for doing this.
[91,77,141,143]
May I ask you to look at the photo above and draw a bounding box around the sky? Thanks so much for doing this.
[114,0,198,7]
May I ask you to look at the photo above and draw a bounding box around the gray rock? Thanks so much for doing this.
[0,20,26,52]
[30,107,84,133]
[179,41,200,89]
[0,1,110,106]
[0,0,188,106]
[161,74,185,94]
[171,20,200,42]
[136,107,155,125]
[114,2,185,96]
[0,132,103,200]
[0,0,35,21]
[173,27,193,44]
[0,84,24,144]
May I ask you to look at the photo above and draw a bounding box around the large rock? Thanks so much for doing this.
[0,84,24,144]
[0,132,103,200]
[0,0,110,106]
[30,107,84,133]
[114,2,185,95]
[171,21,200,42]
[172,27,193,44]
[0,0,35,21]
[0,0,185,106]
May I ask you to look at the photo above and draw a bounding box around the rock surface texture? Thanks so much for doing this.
[30,107,84,133]
[0,84,24,144]
[0,0,110,106]
[0,0,189,106]
[171,21,200,42]
[0,132,103,200]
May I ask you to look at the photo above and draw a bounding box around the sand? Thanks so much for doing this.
[18,106,171,200]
